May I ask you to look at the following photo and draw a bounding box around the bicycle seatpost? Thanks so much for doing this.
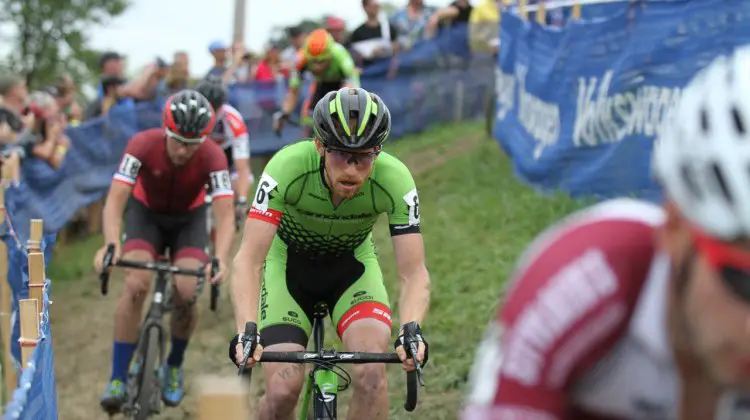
[403,322,425,386]
[238,322,258,379]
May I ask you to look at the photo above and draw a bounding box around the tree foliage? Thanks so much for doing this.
[0,0,130,89]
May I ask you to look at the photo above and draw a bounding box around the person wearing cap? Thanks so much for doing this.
[208,40,249,85]
[206,40,229,78]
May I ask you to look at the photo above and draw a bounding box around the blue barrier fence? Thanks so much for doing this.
[1,199,57,419]
[2,24,492,418]
[494,0,750,202]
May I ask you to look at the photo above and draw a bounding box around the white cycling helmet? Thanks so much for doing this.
[653,45,750,240]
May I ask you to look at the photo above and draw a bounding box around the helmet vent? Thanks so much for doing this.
[700,107,710,133]
[680,164,702,200]
[711,162,733,203]
[732,106,745,135]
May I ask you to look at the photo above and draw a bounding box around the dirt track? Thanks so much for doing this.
[50,238,257,419]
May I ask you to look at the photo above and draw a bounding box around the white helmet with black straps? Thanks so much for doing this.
[653,45,750,239]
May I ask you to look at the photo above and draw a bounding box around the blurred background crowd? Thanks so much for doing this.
[0,0,505,241]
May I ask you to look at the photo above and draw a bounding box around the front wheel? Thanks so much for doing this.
[132,327,162,420]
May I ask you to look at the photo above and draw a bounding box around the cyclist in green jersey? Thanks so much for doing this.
[231,87,430,419]
[273,29,361,136]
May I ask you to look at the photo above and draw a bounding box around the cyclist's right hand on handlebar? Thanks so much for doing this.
[229,329,264,368]
[272,111,288,135]
[93,243,120,274]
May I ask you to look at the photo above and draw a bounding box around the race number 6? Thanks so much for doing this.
[252,173,278,212]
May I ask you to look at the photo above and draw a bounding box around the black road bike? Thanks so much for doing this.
[236,303,424,420]
[99,243,220,419]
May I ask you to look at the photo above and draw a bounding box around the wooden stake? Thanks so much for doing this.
[536,1,547,24]
[27,219,43,252]
[0,167,15,397]
[27,252,44,312]
[18,299,39,369]
[196,375,251,419]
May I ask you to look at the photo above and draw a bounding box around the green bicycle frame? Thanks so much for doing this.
[298,368,339,420]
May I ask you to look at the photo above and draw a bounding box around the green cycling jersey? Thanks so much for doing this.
[288,43,361,90]
[248,140,420,258]
[247,139,421,344]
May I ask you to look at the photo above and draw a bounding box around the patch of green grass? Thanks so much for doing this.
[47,232,102,282]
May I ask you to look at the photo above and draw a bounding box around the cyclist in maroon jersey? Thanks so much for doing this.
[93,90,235,412]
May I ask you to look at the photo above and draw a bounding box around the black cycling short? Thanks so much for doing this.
[223,146,234,172]
[122,197,209,263]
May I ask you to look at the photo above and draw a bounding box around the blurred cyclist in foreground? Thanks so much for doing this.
[462,46,750,419]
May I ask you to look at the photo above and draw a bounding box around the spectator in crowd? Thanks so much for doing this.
[254,44,286,82]
[0,74,36,160]
[98,51,161,104]
[469,0,503,54]
[83,75,130,120]
[280,26,307,71]
[165,51,191,93]
[233,51,258,83]
[326,16,348,44]
[0,81,26,182]
[44,74,82,126]
[136,56,170,102]
[220,42,250,85]
[349,0,400,69]
[0,73,28,117]
[0,98,22,182]
[206,40,229,78]
[425,0,474,37]
[26,90,70,170]
[390,0,438,49]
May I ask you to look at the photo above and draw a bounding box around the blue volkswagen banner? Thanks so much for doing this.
[495,0,750,202]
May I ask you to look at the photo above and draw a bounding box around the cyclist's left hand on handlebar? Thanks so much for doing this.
[205,258,226,284]
[93,243,120,274]
[394,322,428,372]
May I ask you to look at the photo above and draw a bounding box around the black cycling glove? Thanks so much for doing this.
[394,322,429,367]
[228,332,263,367]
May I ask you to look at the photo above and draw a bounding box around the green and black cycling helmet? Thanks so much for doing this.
[312,87,391,150]
[195,75,228,112]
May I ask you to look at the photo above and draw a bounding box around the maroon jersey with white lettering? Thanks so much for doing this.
[460,199,750,420]
[113,128,233,212]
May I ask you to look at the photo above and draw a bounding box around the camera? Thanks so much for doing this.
[0,106,22,133]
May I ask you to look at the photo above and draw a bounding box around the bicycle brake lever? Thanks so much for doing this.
[238,322,258,377]
[403,322,426,386]
[99,243,116,296]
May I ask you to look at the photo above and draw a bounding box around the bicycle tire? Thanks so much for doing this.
[133,327,161,420]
